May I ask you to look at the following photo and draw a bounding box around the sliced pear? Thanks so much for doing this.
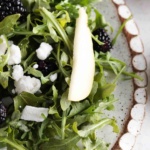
[68,7,95,101]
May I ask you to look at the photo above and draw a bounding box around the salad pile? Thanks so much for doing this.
[0,0,140,150]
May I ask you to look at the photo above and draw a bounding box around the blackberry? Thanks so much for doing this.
[37,59,58,76]
[93,28,112,53]
[0,0,27,22]
[0,103,6,124]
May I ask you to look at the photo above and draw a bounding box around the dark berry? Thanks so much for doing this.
[0,103,6,124]
[0,0,27,22]
[92,28,112,53]
[37,59,58,76]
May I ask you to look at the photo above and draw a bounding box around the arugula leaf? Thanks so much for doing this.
[55,43,70,77]
[0,144,6,149]
[49,86,60,118]
[112,16,132,45]
[55,2,79,20]
[96,95,117,112]
[0,14,20,35]
[60,52,69,67]
[39,133,80,150]
[0,72,10,89]
[22,52,36,69]
[0,54,10,72]
[18,37,29,59]
[33,24,47,34]
[0,36,10,72]
[82,95,117,119]
[69,0,102,6]
[68,100,90,118]
[88,81,98,103]
[32,0,51,10]
[14,92,46,110]
[82,137,109,150]
[101,83,116,99]
[38,119,50,139]
[22,0,50,12]
[39,7,73,55]
[92,9,109,31]
[60,90,71,111]
[26,66,43,77]
[57,10,71,27]
[49,105,58,115]
[91,34,104,46]
[73,118,119,137]
[0,127,27,150]
[52,85,58,102]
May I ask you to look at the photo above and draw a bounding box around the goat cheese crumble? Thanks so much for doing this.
[14,76,41,94]
[33,64,39,69]
[12,65,24,81]
[8,44,21,65]
[50,73,58,82]
[36,42,53,60]
[21,106,49,122]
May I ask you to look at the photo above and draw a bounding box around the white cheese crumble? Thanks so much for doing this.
[36,42,53,60]
[8,44,21,65]
[21,105,48,122]
[12,65,24,81]
[50,73,58,82]
[0,147,7,150]
[12,89,16,94]
[33,64,39,69]
[8,40,13,46]
[0,35,7,55]
[14,76,41,94]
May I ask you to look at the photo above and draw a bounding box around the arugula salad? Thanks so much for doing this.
[0,0,140,150]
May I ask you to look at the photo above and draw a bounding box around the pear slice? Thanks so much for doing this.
[68,7,95,101]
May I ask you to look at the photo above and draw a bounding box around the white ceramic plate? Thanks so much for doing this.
[0,1,147,150]
[95,0,147,149]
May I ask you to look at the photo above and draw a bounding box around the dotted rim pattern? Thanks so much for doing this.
[112,0,147,150]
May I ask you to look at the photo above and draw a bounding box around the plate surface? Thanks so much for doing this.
[95,0,147,149]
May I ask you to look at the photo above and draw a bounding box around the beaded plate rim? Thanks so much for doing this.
[112,0,147,149]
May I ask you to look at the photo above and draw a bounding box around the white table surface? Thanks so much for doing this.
[125,0,150,149]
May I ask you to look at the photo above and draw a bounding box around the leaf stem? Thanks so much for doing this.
[12,31,51,36]
[4,138,27,150]
[112,15,132,46]
[61,111,67,139]
[55,44,69,77]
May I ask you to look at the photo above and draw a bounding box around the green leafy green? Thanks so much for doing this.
[39,133,80,150]
[18,37,30,59]
[73,118,119,137]
[0,127,27,150]
[92,9,109,31]
[0,14,20,35]
[82,137,109,150]
[68,100,90,118]
[60,90,71,111]
[0,71,10,88]
[112,16,132,45]
[39,7,73,55]
[14,92,46,110]
[26,66,43,77]
[0,36,10,71]
[69,0,102,6]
